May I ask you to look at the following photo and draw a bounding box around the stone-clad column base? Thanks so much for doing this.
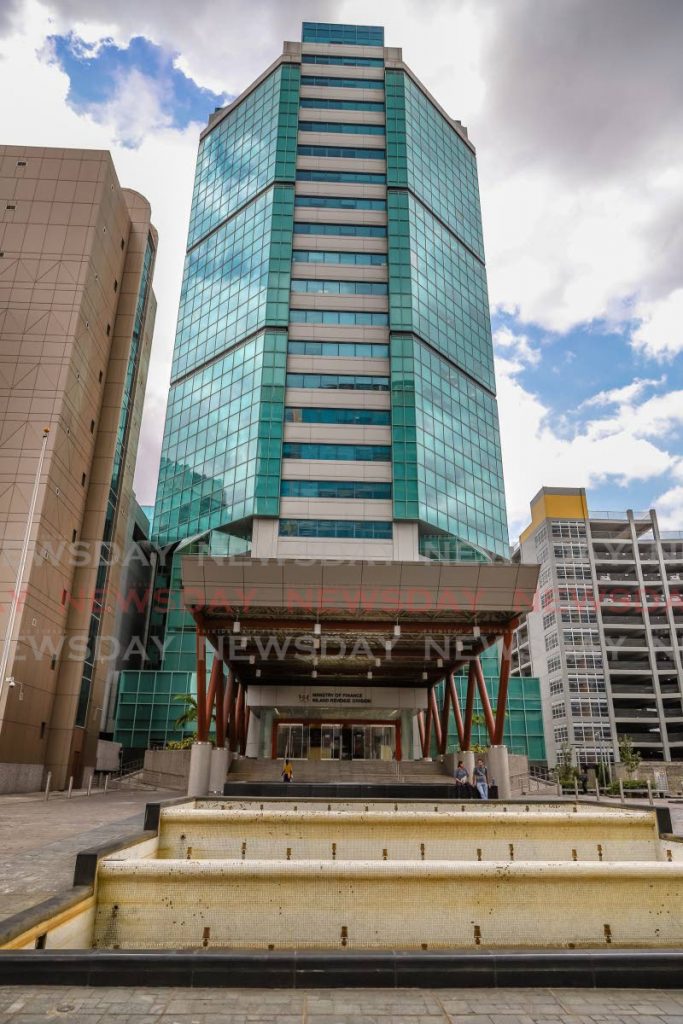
[487,744,511,799]
[187,742,212,797]
[208,746,229,793]
[458,750,475,779]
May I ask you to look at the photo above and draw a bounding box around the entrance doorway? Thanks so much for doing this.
[274,721,399,760]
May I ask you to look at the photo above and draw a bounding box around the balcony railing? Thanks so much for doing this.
[590,510,652,520]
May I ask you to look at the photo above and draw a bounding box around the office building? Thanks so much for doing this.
[0,146,157,791]
[116,23,536,779]
[513,487,683,766]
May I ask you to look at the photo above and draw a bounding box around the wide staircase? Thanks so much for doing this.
[91,797,683,951]
[226,757,451,785]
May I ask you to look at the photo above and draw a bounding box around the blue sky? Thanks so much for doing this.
[48,32,231,145]
[1,0,681,538]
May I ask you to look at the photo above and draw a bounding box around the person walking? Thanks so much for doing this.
[474,758,489,800]
[282,759,293,783]
[579,766,588,795]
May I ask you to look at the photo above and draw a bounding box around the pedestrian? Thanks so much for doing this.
[281,758,293,783]
[454,760,469,789]
[474,757,489,800]
[579,766,588,795]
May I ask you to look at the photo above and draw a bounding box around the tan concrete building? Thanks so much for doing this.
[0,146,157,792]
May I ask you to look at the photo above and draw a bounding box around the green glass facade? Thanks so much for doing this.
[386,70,508,557]
[435,668,547,763]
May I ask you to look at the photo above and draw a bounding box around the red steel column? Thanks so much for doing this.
[473,657,496,741]
[462,660,477,750]
[448,672,465,748]
[494,630,513,745]
[195,630,207,742]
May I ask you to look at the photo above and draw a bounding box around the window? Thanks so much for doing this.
[300,98,385,113]
[298,144,385,159]
[286,372,389,391]
[288,341,389,358]
[570,698,609,719]
[289,310,389,326]
[279,519,392,539]
[550,678,564,695]
[538,567,552,587]
[565,652,603,671]
[301,75,384,90]
[292,250,386,265]
[563,629,601,648]
[567,676,606,694]
[544,632,559,652]
[301,54,384,67]
[554,726,569,743]
[294,196,386,211]
[302,23,384,46]
[561,609,597,625]
[281,480,391,500]
[294,222,387,237]
[290,279,388,295]
[299,121,385,135]
[557,565,593,581]
[573,724,611,743]
[536,546,549,563]
[282,442,391,462]
[547,654,562,674]
[296,170,386,184]
[535,526,548,547]
[540,589,555,609]
[551,521,586,539]
[285,407,391,426]
[542,612,556,630]
[551,703,566,720]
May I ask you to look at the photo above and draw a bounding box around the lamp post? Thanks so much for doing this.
[0,427,50,714]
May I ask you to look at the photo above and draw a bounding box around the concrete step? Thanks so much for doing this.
[226,758,451,785]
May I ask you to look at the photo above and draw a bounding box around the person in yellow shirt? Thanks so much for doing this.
[282,759,293,783]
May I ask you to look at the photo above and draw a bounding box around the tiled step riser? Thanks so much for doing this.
[92,860,683,950]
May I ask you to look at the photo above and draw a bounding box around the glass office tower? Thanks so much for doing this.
[115,22,511,751]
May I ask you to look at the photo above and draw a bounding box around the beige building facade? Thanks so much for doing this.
[0,145,157,791]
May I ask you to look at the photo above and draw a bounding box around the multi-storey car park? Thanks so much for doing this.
[513,487,683,768]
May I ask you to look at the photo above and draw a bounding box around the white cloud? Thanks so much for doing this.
[631,288,683,361]
[492,325,540,369]
[496,360,683,537]
[582,377,666,408]
[82,67,174,147]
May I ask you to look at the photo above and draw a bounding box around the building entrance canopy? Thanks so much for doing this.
[181,557,539,758]
[182,556,538,691]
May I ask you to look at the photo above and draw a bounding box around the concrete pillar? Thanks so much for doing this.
[260,710,274,758]
[187,741,212,797]
[487,744,511,800]
[412,716,422,759]
[208,746,229,794]
[245,710,260,758]
[400,711,413,760]
[458,750,476,779]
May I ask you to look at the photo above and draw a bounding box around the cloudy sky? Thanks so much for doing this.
[2,0,682,537]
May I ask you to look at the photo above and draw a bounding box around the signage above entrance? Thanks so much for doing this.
[247,686,428,709]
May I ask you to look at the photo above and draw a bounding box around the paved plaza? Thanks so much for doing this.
[1,986,683,1024]
[0,788,176,920]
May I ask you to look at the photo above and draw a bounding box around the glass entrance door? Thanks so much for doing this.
[320,724,341,759]
[276,724,308,759]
